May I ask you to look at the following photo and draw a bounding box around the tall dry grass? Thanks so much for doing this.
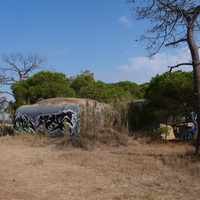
[58,100,129,150]
[161,150,200,176]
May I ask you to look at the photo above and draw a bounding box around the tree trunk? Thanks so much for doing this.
[193,65,200,154]
[187,23,200,154]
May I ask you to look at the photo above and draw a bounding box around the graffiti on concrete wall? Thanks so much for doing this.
[13,107,79,135]
[35,110,78,135]
[14,113,35,133]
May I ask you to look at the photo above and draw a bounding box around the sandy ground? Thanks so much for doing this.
[0,135,200,200]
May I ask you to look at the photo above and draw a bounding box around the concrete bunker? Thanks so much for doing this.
[13,98,116,135]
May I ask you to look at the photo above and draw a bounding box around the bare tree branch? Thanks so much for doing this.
[165,38,187,46]
[129,0,200,57]
[0,52,47,82]
[0,91,14,97]
[168,62,193,74]
[0,52,47,103]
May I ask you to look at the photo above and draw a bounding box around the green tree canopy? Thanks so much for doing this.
[78,80,110,102]
[110,81,143,99]
[145,70,194,122]
[11,71,75,107]
[70,70,95,98]
[70,71,142,102]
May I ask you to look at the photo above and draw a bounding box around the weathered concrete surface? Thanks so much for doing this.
[14,98,117,135]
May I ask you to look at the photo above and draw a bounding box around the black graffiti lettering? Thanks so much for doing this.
[14,109,78,135]
[13,113,35,133]
[62,111,77,133]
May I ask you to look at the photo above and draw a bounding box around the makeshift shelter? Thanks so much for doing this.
[160,124,176,140]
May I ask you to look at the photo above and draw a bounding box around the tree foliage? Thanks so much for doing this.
[128,71,194,131]
[145,70,194,119]
[70,70,95,98]
[11,71,75,108]
[110,81,143,99]
[11,69,143,108]
[79,80,110,102]
[70,70,142,103]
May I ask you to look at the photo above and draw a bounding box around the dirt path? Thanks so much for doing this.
[0,136,199,200]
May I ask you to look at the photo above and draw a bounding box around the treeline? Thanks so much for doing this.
[10,69,194,131]
[10,70,146,109]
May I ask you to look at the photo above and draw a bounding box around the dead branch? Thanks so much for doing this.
[1,52,47,82]
[168,62,192,74]
[165,38,187,46]
[0,91,14,97]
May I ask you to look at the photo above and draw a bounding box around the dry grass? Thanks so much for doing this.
[57,127,129,151]
[0,134,200,200]
[160,149,200,176]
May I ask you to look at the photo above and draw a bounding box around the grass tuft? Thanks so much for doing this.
[161,150,200,176]
[57,127,129,151]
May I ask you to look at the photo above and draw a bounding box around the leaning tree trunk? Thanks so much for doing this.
[193,64,200,154]
[187,23,200,154]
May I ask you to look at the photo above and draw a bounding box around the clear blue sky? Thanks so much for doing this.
[0,0,192,85]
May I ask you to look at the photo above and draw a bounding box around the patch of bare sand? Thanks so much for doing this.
[0,136,199,200]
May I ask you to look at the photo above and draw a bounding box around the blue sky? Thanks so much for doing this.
[0,0,192,86]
